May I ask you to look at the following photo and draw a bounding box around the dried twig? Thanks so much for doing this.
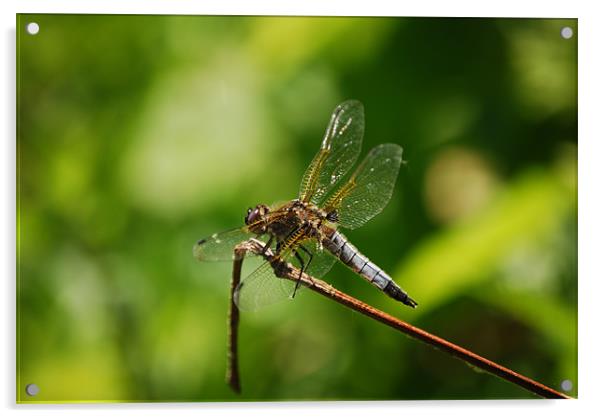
[225,246,245,393]
[226,239,571,399]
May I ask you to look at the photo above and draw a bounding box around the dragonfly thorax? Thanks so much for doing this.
[246,200,330,242]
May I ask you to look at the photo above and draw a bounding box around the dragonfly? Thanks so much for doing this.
[194,100,417,311]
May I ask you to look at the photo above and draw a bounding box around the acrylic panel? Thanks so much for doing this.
[17,14,577,403]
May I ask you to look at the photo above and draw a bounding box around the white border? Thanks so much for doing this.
[3,1,600,417]
[11,0,581,17]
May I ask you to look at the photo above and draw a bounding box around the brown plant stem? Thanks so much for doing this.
[225,246,244,394]
[226,239,571,399]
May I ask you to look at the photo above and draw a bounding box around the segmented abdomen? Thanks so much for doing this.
[323,230,417,308]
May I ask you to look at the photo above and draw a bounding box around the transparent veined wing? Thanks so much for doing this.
[233,260,296,311]
[233,239,336,311]
[298,238,337,278]
[299,100,364,205]
[193,227,257,261]
[323,143,403,230]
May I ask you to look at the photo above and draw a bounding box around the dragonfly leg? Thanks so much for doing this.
[298,244,314,285]
[292,250,305,298]
[261,235,274,254]
[291,244,315,298]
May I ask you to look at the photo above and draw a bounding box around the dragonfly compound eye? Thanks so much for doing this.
[244,207,255,225]
[245,205,269,225]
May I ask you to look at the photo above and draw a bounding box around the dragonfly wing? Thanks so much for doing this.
[233,239,335,311]
[325,143,403,230]
[233,237,338,311]
[299,239,337,278]
[193,227,257,261]
[299,100,364,205]
[234,260,296,311]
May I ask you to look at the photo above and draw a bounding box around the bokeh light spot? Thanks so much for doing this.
[424,147,499,224]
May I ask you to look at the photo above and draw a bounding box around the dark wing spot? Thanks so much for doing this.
[326,210,339,222]
[197,239,206,245]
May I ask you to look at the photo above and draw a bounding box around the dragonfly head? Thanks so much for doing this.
[245,204,270,230]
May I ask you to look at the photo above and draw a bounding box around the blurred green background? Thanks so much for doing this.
[17,15,577,402]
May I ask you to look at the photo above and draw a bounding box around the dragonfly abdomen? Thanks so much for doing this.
[324,230,417,308]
